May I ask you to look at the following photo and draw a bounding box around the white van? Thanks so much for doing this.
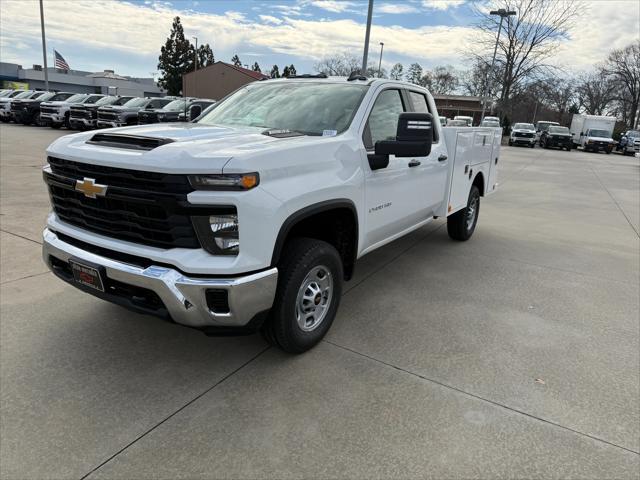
[570,114,616,150]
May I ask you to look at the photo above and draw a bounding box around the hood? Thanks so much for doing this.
[41,100,71,107]
[99,105,132,112]
[512,129,535,134]
[45,122,319,174]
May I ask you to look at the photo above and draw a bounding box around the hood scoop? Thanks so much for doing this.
[86,133,174,151]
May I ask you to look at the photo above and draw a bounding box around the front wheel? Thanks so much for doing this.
[262,238,343,353]
[447,185,480,241]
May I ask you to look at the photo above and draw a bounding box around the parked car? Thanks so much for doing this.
[480,119,500,127]
[97,97,175,128]
[438,117,447,127]
[581,128,615,153]
[11,91,75,126]
[484,116,500,123]
[177,100,217,122]
[535,120,560,142]
[41,77,500,353]
[508,122,536,147]
[0,90,46,122]
[446,119,469,127]
[138,98,214,124]
[454,115,473,126]
[540,125,572,150]
[40,93,106,129]
[569,114,616,150]
[68,96,136,130]
[617,130,640,156]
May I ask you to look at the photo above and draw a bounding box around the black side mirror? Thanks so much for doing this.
[375,112,433,158]
[580,132,584,136]
[189,104,202,121]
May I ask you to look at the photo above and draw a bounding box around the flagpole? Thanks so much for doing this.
[39,0,49,90]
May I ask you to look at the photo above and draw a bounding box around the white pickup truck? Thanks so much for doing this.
[42,77,500,353]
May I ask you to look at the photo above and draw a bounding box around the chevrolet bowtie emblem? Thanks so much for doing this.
[75,178,108,198]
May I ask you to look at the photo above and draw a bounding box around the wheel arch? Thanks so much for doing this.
[271,199,359,281]
[472,171,486,196]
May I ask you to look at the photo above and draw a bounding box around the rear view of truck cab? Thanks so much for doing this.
[42,76,499,353]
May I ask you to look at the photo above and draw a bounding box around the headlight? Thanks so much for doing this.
[192,209,240,255]
[189,173,259,191]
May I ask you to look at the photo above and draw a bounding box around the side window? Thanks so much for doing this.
[408,91,438,143]
[364,89,405,150]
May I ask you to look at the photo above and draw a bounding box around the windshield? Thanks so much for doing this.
[83,95,104,104]
[64,94,88,103]
[113,96,134,105]
[123,97,149,108]
[15,91,34,99]
[49,93,73,101]
[514,123,534,130]
[626,130,640,137]
[29,91,46,99]
[162,99,187,111]
[588,129,610,137]
[549,126,569,134]
[37,92,57,101]
[482,120,499,126]
[198,82,369,135]
[537,122,558,131]
[94,96,118,106]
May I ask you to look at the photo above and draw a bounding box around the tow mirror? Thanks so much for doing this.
[188,104,202,121]
[375,112,433,159]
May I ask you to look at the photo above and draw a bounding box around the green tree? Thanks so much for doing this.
[231,54,242,67]
[157,16,193,95]
[196,44,215,68]
[282,65,290,77]
[251,62,261,73]
[270,65,280,78]
[287,64,297,76]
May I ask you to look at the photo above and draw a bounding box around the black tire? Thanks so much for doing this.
[50,122,62,129]
[508,140,513,146]
[530,143,535,148]
[447,185,480,241]
[64,112,70,129]
[262,237,343,353]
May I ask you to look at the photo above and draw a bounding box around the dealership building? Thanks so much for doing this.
[0,62,163,97]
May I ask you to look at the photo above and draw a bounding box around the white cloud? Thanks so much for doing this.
[308,1,356,13]
[0,0,637,78]
[378,3,420,14]
[422,0,465,10]
[259,15,283,25]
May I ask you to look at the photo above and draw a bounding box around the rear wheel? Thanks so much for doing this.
[447,185,480,241]
[262,238,343,353]
[50,122,62,129]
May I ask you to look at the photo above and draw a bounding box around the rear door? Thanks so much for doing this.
[405,89,448,214]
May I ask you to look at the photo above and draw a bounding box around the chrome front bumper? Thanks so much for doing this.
[40,112,62,123]
[42,228,278,329]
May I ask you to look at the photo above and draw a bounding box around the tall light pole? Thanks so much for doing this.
[377,42,384,78]
[39,0,49,91]
[192,36,198,71]
[480,8,516,122]
[361,0,374,75]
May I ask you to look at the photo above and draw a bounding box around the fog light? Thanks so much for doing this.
[210,214,239,254]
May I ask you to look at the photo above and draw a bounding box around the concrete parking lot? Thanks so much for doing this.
[1,123,638,479]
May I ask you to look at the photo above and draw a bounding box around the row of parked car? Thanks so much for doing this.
[0,89,215,130]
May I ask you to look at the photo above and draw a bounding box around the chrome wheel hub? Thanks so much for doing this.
[295,265,333,332]
[466,196,478,230]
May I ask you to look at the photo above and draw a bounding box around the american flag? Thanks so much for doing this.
[54,50,70,70]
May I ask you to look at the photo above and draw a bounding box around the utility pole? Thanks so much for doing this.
[377,42,384,78]
[361,0,374,75]
[192,36,198,71]
[480,8,516,122]
[39,0,49,91]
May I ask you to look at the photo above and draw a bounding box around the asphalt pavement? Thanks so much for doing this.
[1,123,638,479]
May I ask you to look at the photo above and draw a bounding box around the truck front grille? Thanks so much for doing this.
[40,106,58,114]
[70,107,90,119]
[97,111,119,121]
[514,132,534,138]
[138,111,158,124]
[44,157,201,250]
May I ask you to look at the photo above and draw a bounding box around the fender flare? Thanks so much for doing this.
[270,199,359,269]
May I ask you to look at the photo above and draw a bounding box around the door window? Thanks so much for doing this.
[408,91,438,142]
[364,89,405,150]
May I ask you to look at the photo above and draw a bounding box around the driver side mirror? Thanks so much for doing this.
[374,112,433,161]
[188,104,202,121]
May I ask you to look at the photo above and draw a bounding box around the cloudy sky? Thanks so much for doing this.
[0,0,638,79]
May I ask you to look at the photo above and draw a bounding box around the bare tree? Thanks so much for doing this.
[389,63,403,80]
[604,41,640,128]
[460,59,500,97]
[472,0,581,107]
[421,65,459,94]
[575,69,616,115]
[540,77,575,123]
[314,53,361,76]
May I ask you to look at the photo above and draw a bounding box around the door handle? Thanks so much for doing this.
[408,159,421,167]
[438,154,448,162]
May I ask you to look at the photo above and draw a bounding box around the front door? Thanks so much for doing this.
[361,88,430,251]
